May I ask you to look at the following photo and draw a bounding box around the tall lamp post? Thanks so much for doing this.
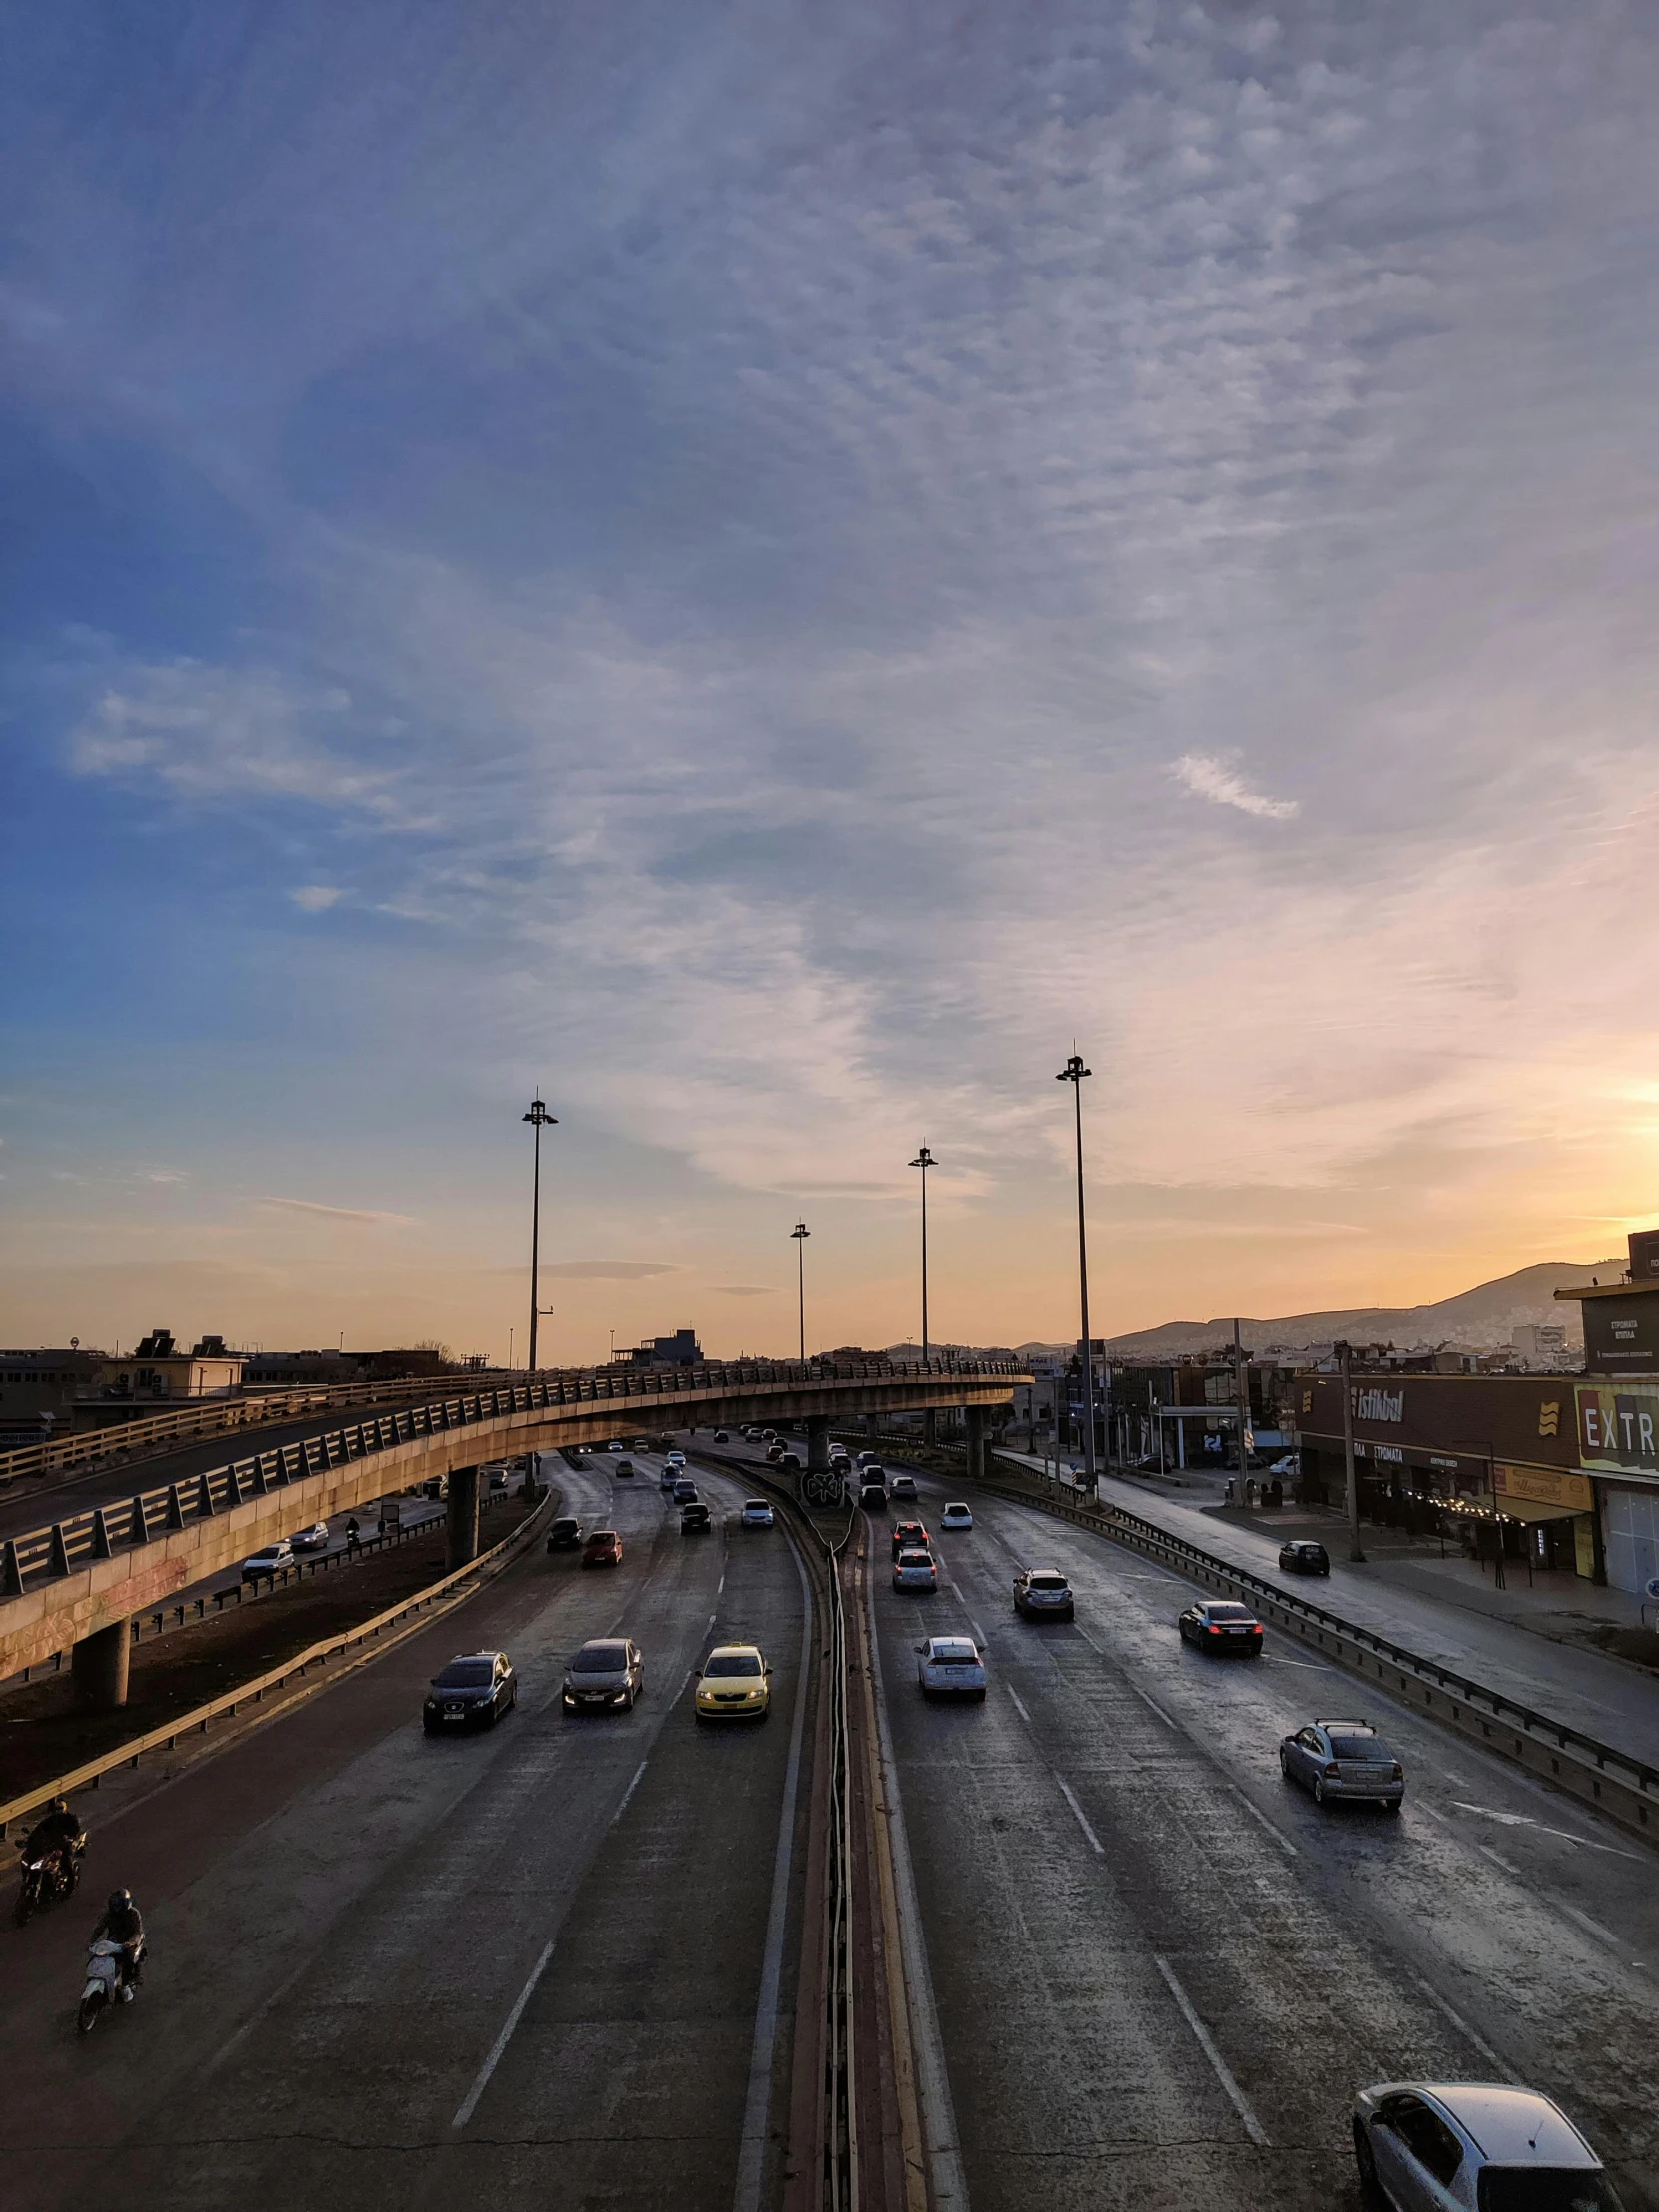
[1055,1054,1096,1492]
[909,1147,936,1444]
[791,1220,810,1363]
[522,1095,558,1374]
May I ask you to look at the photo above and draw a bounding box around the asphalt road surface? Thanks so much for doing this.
[0,1452,811,2212]
[863,1457,1659,2210]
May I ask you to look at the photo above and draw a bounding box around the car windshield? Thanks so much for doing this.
[1208,1604,1254,1621]
[706,1654,763,1677]
[945,1503,968,1514]
[932,1641,977,1660]
[435,1660,495,1688]
[1028,1573,1067,1589]
[572,1643,629,1673]
[1477,2173,1625,2212]
[899,1552,932,1566]
[744,1500,769,1511]
[552,1520,579,1533]
[1330,1734,1389,1760]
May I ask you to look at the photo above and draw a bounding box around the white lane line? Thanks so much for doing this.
[731,1538,813,2212]
[1226,1784,1298,1858]
[200,1955,311,2079]
[453,1939,556,2129]
[1477,1842,1522,1878]
[1450,1803,1643,1860]
[1132,1684,1178,1731]
[967,1616,989,1647]
[1264,1655,1329,1671]
[1558,1901,1635,1957]
[866,1555,971,2209]
[1413,1976,1512,2075]
[1153,1954,1271,2148]
[1055,1774,1105,1858]
[1006,1685,1032,1725]
[610,1759,649,1828]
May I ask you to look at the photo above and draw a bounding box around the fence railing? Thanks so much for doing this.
[2,1357,1020,1601]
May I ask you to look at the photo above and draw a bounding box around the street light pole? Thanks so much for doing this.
[522,1096,558,1374]
[1056,1054,1096,1493]
[908,1148,935,1361]
[791,1220,810,1363]
[1337,1339,1366,1562]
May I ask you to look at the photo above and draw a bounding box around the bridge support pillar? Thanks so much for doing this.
[806,1416,830,1473]
[72,1619,131,1711]
[965,1405,987,1485]
[447,1467,481,1569]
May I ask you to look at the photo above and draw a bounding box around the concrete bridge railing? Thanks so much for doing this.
[0,1356,1024,1704]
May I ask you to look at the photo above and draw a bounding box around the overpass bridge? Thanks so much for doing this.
[0,1355,1023,1706]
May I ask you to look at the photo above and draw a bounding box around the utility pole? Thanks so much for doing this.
[1233,1316,1252,1496]
[910,1147,936,1444]
[522,1095,557,1374]
[791,1220,810,1363]
[1337,1339,1366,1562]
[1055,1054,1096,1493]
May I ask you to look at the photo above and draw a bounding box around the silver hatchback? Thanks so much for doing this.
[561,1637,645,1713]
[1281,1718,1403,1811]
[1352,2081,1624,2208]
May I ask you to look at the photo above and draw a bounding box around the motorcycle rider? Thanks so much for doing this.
[22,1798,86,1886]
[89,1889,145,2000]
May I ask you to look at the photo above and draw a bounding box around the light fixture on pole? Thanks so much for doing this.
[791,1221,810,1363]
[1055,1053,1097,1492]
[522,1095,558,1374]
[908,1148,935,1362]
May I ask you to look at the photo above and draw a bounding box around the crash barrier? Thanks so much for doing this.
[973,1461,1659,1848]
[0,1486,557,1842]
[1,1351,1020,1493]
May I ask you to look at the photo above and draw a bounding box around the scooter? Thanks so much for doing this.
[77,1936,145,2036]
[14,1837,84,1927]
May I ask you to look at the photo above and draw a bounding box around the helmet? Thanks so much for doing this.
[108,1889,131,1914]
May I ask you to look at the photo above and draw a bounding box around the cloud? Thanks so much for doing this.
[713,1284,775,1297]
[290,885,342,912]
[538,1260,679,1280]
[258,1197,418,1226]
[1172,754,1300,822]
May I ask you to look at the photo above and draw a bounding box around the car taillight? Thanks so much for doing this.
[1391,1764,1403,1781]
[1207,1625,1224,1635]
[1323,1762,1340,1778]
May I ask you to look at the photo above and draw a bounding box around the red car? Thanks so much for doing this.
[582,1529,623,1569]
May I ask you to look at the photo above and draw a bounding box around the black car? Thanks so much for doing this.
[681,1501,713,1534]
[546,1517,584,1552]
[1279,1540,1330,1576]
[423,1650,518,1733]
[1177,1600,1264,1655]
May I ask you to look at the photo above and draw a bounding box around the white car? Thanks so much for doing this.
[660,1465,681,1490]
[607,1440,624,1453]
[666,1450,686,1468]
[741,1499,775,1528]
[289,1521,331,1553]
[893,1548,938,1592]
[1351,2082,1622,2209]
[915,1635,986,1699]
[241,1539,293,1582]
[889,1473,918,1501]
[940,1501,974,1530]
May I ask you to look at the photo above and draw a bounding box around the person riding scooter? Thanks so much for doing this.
[89,1890,146,2000]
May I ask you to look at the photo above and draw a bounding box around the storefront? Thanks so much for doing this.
[1572,1381,1659,1596]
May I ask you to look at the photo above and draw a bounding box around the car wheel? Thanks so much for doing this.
[1384,1800,1401,1817]
[1313,1776,1326,1806]
[1353,2121,1383,2203]
[1279,1748,1292,1781]
[510,1683,519,1711]
[974,1687,987,1701]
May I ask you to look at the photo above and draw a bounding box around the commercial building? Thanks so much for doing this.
[624,1328,703,1368]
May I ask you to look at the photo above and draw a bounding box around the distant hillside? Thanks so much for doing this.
[1097,1259,1615,1361]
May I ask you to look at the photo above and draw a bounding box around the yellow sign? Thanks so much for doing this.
[1492,1463,1593,1513]
[1537,1400,1559,1438]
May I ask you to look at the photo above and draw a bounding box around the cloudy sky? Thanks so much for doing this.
[5,2,1658,1362]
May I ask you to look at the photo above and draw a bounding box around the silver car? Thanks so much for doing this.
[1013,1568,1075,1620]
[1352,2081,1624,2208]
[561,1637,645,1713]
[1280,1718,1403,1812]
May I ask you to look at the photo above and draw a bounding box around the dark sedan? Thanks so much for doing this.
[546,1517,584,1552]
[681,1501,713,1534]
[423,1650,518,1733]
[891,1519,930,1557]
[1177,1600,1264,1655]
[1279,1539,1330,1576]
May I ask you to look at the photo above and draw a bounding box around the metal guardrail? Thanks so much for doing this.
[0,1483,557,1840]
[2,1357,1019,1601]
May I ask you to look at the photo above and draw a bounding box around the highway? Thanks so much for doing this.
[0,1450,812,2212]
[857,1454,1659,2209]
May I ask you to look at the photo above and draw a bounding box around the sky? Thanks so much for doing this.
[5,2,1659,1365]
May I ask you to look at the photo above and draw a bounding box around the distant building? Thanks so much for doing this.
[92,1329,246,1402]
[625,1328,703,1368]
[1508,1324,1569,1370]
[241,1347,453,1386]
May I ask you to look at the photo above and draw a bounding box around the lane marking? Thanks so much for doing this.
[967,1616,989,1647]
[1132,1684,1177,1731]
[1055,1774,1105,1857]
[1153,1954,1271,2148]
[1450,1803,1643,1860]
[1557,1901,1635,1957]
[200,1955,311,2080]
[610,1758,649,1827]
[453,1938,556,2129]
[1477,1842,1522,1877]
[1226,1784,1298,1858]
[1413,1976,1512,2075]
[1006,1685,1032,1725]
[731,1537,814,2212]
[1263,1655,1330,1671]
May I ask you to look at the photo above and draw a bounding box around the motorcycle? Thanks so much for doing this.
[77,1936,145,2036]
[14,1838,84,1927]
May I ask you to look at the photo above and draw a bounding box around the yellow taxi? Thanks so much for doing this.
[695,1643,772,1722]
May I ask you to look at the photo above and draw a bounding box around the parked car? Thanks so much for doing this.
[1279,1539,1330,1576]
[289,1521,331,1554]
[1013,1568,1075,1620]
[241,1539,293,1583]
[695,1644,771,1721]
[939,1501,974,1530]
[681,1502,713,1534]
[889,1473,918,1501]
[893,1548,938,1592]
[1351,2083,1622,2209]
[582,1530,623,1569]
[741,1499,775,1528]
[915,1635,986,1699]
[1281,1719,1404,1811]
[891,1519,930,1556]
[1177,1599,1264,1655]
[546,1517,584,1552]
[423,1650,517,1732]
[561,1637,644,1713]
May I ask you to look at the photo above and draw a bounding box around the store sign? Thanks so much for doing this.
[1354,1387,1404,1422]
[1575,1384,1659,1473]
[1492,1464,1593,1512]
[1372,1444,1404,1464]
[1583,1298,1659,1377]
